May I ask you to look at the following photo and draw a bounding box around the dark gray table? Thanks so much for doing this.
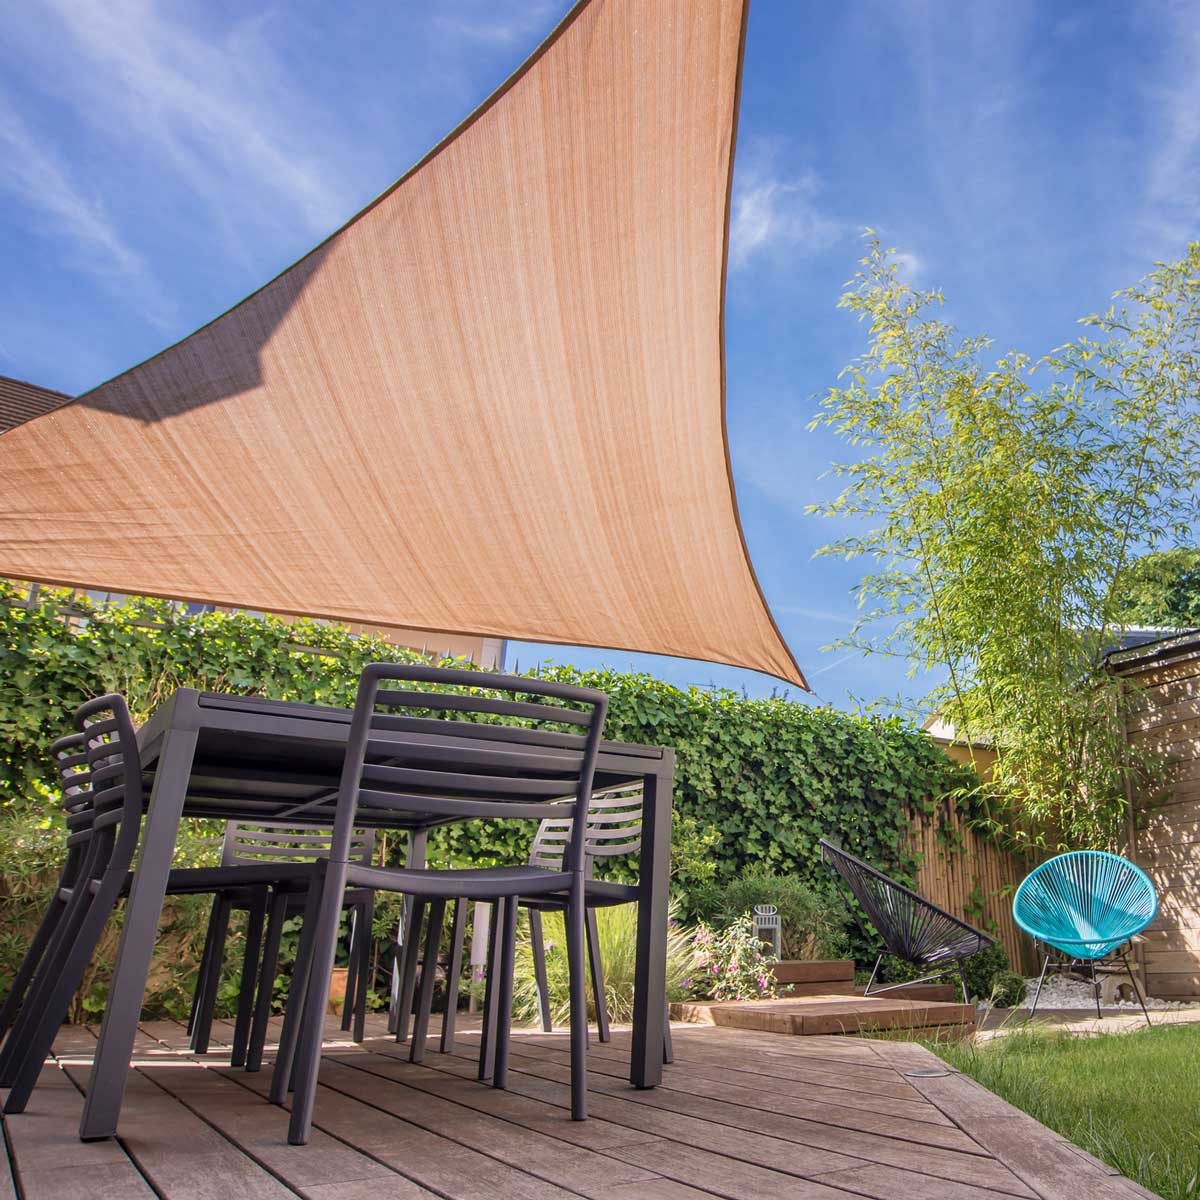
[78,688,674,1140]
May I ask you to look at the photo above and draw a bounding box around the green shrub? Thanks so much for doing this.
[988,969,1027,1008]
[869,942,1010,1001]
[693,865,850,960]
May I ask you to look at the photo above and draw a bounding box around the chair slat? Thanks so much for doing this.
[375,689,591,725]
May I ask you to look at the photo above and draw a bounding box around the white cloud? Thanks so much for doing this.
[434,2,560,46]
[0,101,174,328]
[892,249,925,281]
[4,0,356,269]
[1139,5,1200,254]
[730,153,845,269]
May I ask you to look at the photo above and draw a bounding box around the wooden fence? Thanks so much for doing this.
[906,801,1039,975]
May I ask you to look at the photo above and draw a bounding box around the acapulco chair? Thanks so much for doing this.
[1013,851,1157,1026]
[820,839,996,1003]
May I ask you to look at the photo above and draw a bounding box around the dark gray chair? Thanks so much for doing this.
[820,839,995,1003]
[0,695,331,1114]
[279,664,609,1144]
[0,731,91,1055]
[396,784,645,1061]
[186,821,377,1068]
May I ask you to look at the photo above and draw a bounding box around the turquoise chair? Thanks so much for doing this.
[1013,851,1157,1026]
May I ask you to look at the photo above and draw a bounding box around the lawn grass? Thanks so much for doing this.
[932,1025,1200,1200]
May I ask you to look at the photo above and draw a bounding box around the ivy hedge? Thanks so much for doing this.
[0,586,975,1010]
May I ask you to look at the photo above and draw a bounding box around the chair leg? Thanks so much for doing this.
[440,899,467,1053]
[478,901,502,1082]
[4,868,126,1115]
[1120,949,1151,1028]
[187,896,222,1038]
[191,893,232,1054]
[585,907,610,1043]
[956,960,971,1007]
[386,903,409,1035]
[492,895,519,1089]
[527,908,553,1033]
[353,896,374,1044]
[269,880,322,1104]
[288,859,351,1145]
[1090,959,1102,1020]
[1028,953,1051,1020]
[565,880,588,1120]
[410,899,445,1064]
[394,901,426,1044]
[863,952,884,996]
[0,893,67,1047]
[231,890,268,1068]
[247,891,288,1073]
[663,998,673,1064]
[0,864,97,1089]
[338,907,355,1032]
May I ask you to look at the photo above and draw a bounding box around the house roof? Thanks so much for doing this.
[0,375,71,434]
[0,0,805,686]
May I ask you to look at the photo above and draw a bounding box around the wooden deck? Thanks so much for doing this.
[0,1015,1155,1200]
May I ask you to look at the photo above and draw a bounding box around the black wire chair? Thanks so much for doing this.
[819,839,996,1003]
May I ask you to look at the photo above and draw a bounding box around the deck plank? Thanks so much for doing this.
[1,1063,154,1199]
[63,1063,299,1199]
[142,1063,435,1198]
[501,1037,979,1152]
[487,1044,1038,1195]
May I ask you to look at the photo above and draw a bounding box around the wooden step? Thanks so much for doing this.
[672,992,976,1039]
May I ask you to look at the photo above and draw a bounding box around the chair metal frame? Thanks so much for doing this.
[820,839,996,1004]
[396,783,665,1075]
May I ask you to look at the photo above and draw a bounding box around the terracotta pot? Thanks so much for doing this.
[327,966,349,1016]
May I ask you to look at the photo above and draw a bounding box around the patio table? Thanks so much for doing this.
[77,687,674,1141]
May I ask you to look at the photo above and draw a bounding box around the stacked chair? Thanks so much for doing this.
[1012,850,1157,1026]
[0,695,353,1111]
[820,839,997,1003]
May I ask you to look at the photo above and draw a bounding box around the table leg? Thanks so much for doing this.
[79,727,197,1140]
[630,756,673,1089]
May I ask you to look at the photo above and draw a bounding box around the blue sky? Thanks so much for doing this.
[3,1,1198,711]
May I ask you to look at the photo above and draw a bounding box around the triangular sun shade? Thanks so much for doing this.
[0,0,805,688]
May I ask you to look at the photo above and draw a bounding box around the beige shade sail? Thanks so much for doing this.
[0,0,806,688]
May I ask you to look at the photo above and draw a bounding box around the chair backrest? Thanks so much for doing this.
[221,821,376,868]
[334,664,609,873]
[51,731,96,862]
[72,694,144,880]
[1012,851,1158,960]
[820,839,994,965]
[528,782,644,872]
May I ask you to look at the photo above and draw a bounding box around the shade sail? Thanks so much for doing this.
[0,0,806,688]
